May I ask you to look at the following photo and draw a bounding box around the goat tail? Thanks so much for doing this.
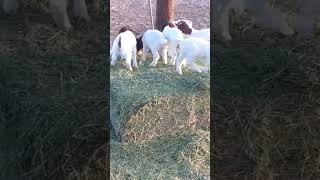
[118,36,121,48]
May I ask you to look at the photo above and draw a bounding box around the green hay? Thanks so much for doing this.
[110,60,210,141]
[110,56,210,179]
[110,129,209,179]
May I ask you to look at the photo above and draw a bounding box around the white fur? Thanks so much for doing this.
[185,28,210,41]
[141,29,168,67]
[175,37,210,75]
[162,26,184,65]
[111,31,138,71]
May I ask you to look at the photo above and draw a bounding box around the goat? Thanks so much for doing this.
[174,19,193,28]
[162,25,184,65]
[110,26,143,57]
[140,29,168,67]
[136,36,143,55]
[110,30,138,71]
[1,0,19,15]
[175,21,210,41]
[1,0,90,29]
[212,0,294,42]
[175,37,210,75]
[117,25,143,54]
[292,0,320,35]
[118,25,134,34]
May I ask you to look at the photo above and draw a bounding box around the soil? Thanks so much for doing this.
[110,0,210,44]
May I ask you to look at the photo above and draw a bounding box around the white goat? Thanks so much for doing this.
[141,29,168,67]
[110,30,138,71]
[175,37,210,75]
[162,26,184,65]
[176,21,210,41]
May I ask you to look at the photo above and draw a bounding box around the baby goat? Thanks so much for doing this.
[174,19,193,28]
[212,0,294,42]
[162,25,184,65]
[140,29,168,67]
[118,25,134,34]
[176,21,210,41]
[110,30,138,71]
[118,25,143,54]
[176,37,210,75]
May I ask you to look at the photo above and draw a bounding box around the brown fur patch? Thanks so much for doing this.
[118,25,133,34]
[136,36,143,52]
[176,21,192,34]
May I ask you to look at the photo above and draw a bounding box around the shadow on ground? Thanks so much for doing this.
[212,22,320,179]
[0,1,108,179]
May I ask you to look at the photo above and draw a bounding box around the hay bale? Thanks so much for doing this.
[124,94,210,142]
[110,63,210,142]
[110,129,210,179]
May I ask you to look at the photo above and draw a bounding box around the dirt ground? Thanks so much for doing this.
[110,0,210,44]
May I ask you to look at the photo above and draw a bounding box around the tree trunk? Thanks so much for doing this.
[156,0,175,30]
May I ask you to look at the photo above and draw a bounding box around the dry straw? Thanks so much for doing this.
[0,0,108,179]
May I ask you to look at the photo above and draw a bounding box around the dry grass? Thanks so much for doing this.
[212,0,320,179]
[110,130,209,179]
[109,0,210,178]
[0,1,108,179]
[110,61,210,140]
[125,95,209,143]
[110,57,210,178]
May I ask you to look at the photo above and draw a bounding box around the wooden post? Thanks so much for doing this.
[156,0,175,30]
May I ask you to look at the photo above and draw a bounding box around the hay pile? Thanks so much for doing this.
[125,95,209,142]
[111,130,209,179]
[22,0,106,16]
[110,60,210,178]
[0,1,108,179]
[110,62,210,141]
[212,0,320,177]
